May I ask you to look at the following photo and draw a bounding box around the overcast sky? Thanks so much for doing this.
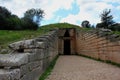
[0,0,120,26]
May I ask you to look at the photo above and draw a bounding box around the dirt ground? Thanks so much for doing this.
[46,55,120,80]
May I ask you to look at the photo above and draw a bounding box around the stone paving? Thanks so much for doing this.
[46,55,120,80]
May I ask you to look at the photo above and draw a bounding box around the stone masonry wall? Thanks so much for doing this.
[0,29,58,80]
[76,29,120,64]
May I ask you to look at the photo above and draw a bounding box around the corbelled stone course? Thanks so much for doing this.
[76,29,120,64]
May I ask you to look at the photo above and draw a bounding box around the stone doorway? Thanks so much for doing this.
[64,30,71,55]
[58,28,76,55]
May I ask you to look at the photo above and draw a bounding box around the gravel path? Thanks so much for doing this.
[46,55,120,80]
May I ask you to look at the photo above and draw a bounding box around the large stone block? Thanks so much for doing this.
[112,46,120,51]
[20,64,30,77]
[110,52,120,64]
[36,42,45,49]
[27,53,38,62]
[9,39,36,50]
[28,60,42,71]
[0,53,29,67]
[0,29,58,80]
[27,49,44,62]
[20,60,43,77]
[0,69,20,80]
[20,66,43,80]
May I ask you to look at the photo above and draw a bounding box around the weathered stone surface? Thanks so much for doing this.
[35,49,44,60]
[20,66,43,80]
[20,64,30,77]
[27,49,44,62]
[100,28,112,32]
[23,42,45,53]
[0,29,59,80]
[0,53,29,67]
[0,69,20,80]
[9,39,36,50]
[20,60,42,77]
[27,53,37,62]
[0,49,9,54]
[36,42,45,49]
[42,58,50,70]
[28,60,42,71]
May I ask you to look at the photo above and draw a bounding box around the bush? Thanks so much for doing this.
[0,6,43,30]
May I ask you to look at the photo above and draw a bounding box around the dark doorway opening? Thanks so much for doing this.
[64,30,71,55]
[64,40,70,55]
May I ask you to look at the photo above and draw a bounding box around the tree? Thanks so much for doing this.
[96,23,104,28]
[0,6,45,30]
[108,23,120,31]
[96,9,114,29]
[6,15,22,30]
[24,8,44,25]
[81,20,91,28]
[0,6,12,30]
[21,18,38,30]
[91,25,95,28]
[0,6,11,17]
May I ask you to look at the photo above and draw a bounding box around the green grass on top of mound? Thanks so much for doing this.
[0,29,47,50]
[40,23,81,30]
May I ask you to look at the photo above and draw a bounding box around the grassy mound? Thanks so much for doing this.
[0,23,81,53]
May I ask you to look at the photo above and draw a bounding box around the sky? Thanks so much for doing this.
[0,0,120,26]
